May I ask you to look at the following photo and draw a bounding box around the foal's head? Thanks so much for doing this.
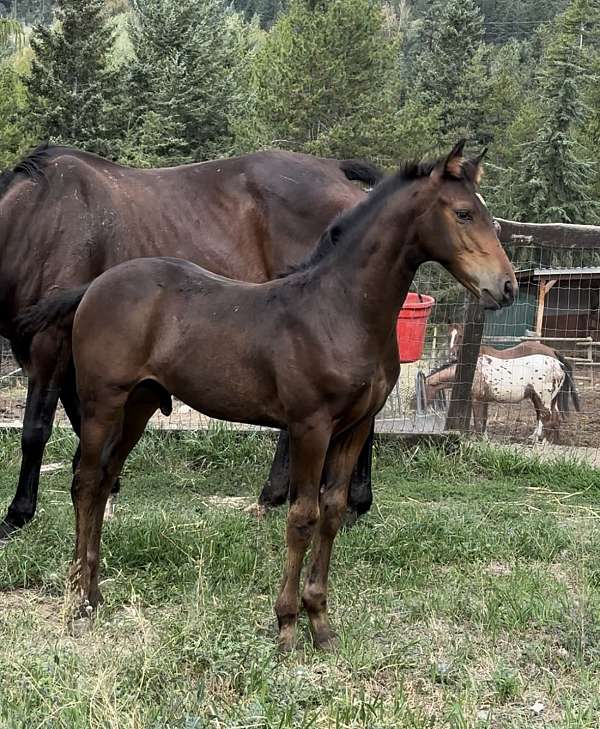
[412,140,516,310]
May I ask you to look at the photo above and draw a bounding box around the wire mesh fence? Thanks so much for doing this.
[1,239,600,463]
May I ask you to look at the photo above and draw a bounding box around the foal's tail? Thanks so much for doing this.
[13,285,89,364]
[556,353,581,416]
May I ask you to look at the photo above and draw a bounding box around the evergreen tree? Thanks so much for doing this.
[234,0,401,161]
[478,0,569,43]
[413,0,489,144]
[0,55,33,168]
[233,0,286,27]
[1,0,55,26]
[123,0,238,165]
[25,0,120,155]
[514,0,600,223]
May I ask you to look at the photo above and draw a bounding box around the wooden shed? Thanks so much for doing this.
[515,267,600,340]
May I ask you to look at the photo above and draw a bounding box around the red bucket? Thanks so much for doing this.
[396,292,435,363]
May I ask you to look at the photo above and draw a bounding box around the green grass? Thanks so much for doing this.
[1,428,600,727]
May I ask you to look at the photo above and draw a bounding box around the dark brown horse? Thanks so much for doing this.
[25,141,516,649]
[0,144,383,540]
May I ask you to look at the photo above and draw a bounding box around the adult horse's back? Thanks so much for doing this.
[0,144,381,540]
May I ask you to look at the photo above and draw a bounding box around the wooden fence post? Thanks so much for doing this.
[445,298,485,432]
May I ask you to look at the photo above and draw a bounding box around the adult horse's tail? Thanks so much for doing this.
[13,285,89,365]
[555,353,581,416]
[339,159,384,188]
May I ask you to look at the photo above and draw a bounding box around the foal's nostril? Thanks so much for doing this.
[503,279,515,304]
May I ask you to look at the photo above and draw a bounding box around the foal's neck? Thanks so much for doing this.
[314,185,425,344]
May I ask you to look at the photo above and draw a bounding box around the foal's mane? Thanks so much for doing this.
[277,153,472,279]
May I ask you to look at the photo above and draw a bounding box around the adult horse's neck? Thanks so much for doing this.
[307,178,426,348]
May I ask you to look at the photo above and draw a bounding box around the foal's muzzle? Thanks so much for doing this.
[480,275,517,310]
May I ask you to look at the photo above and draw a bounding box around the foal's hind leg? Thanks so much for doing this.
[60,365,120,521]
[345,419,375,524]
[302,418,373,649]
[275,419,331,651]
[70,401,126,613]
[71,389,160,614]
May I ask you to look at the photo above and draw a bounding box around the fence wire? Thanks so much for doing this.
[1,241,600,464]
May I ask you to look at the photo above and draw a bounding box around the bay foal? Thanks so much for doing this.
[33,141,516,649]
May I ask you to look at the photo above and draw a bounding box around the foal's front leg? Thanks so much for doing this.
[302,419,373,649]
[274,421,330,651]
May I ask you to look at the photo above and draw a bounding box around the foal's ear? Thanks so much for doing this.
[431,139,467,181]
[464,147,487,185]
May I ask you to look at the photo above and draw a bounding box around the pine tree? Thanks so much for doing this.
[234,0,400,161]
[413,0,488,144]
[25,0,119,155]
[123,0,238,165]
[3,0,55,26]
[514,0,600,223]
[0,57,33,168]
[233,0,286,27]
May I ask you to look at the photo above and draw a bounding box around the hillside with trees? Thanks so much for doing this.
[0,0,598,224]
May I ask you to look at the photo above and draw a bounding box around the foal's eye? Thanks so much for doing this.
[455,210,472,222]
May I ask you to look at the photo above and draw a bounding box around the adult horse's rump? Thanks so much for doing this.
[0,144,382,540]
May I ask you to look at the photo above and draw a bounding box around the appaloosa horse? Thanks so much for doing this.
[447,323,580,429]
[421,353,579,442]
[0,144,382,540]
[23,141,516,649]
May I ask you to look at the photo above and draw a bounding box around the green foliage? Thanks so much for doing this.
[25,0,121,156]
[1,0,55,26]
[0,0,596,238]
[512,0,600,223]
[122,0,239,165]
[234,0,402,162]
[478,0,569,43]
[0,17,24,52]
[0,54,34,168]
[233,0,286,27]
[412,0,488,145]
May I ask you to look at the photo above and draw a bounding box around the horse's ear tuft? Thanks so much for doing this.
[431,139,466,181]
[465,147,487,185]
[445,139,467,178]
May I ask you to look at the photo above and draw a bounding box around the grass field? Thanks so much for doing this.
[2,429,600,728]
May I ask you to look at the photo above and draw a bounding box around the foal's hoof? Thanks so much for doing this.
[313,631,339,652]
[67,599,96,636]
[244,502,268,519]
[103,494,118,522]
[277,625,297,653]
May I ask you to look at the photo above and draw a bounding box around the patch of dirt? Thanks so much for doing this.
[202,495,255,511]
[0,587,65,626]
[485,382,600,449]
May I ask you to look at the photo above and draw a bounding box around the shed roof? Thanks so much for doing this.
[516,267,600,283]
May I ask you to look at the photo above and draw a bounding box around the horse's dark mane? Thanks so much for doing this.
[0,142,54,199]
[277,153,468,279]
